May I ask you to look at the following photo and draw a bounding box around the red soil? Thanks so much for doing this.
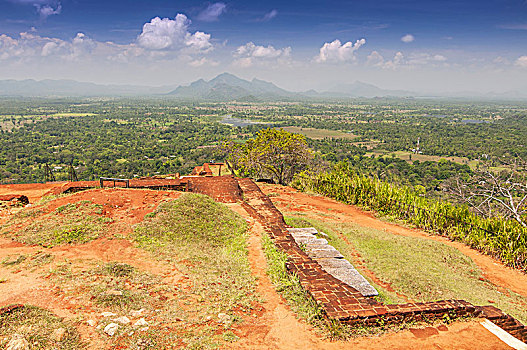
[0,182,64,203]
[0,183,519,349]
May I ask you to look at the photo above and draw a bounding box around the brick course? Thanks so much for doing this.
[235,177,527,342]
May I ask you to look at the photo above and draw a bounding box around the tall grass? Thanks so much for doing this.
[293,162,527,272]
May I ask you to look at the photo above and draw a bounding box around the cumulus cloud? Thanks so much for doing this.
[366,51,403,69]
[197,2,226,22]
[0,14,213,68]
[0,31,97,61]
[515,56,527,68]
[69,32,97,59]
[137,14,212,53]
[315,38,366,63]
[233,42,291,67]
[367,50,384,67]
[401,34,415,43]
[36,3,61,18]
[376,52,405,69]
[261,9,278,22]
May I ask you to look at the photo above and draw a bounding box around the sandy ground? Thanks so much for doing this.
[0,184,519,349]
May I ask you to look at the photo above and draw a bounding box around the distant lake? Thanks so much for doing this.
[461,119,489,124]
[219,115,266,127]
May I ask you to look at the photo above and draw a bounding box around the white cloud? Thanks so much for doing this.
[261,10,278,22]
[0,31,97,61]
[401,34,415,43]
[37,3,61,18]
[367,50,384,66]
[315,38,366,63]
[197,2,226,22]
[235,42,290,58]
[69,32,97,59]
[366,51,405,69]
[0,15,213,67]
[382,51,405,69]
[515,56,527,68]
[233,42,291,67]
[137,14,212,53]
[9,0,62,18]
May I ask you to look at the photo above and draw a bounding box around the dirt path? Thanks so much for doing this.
[261,184,527,299]
[230,207,328,349]
[228,203,512,350]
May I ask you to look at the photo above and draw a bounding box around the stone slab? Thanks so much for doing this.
[307,249,344,259]
[317,258,354,269]
[293,237,329,245]
[287,227,318,234]
[304,243,336,251]
[307,245,340,253]
[324,267,378,297]
[290,232,317,238]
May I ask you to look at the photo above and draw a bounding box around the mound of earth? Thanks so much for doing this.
[0,184,521,349]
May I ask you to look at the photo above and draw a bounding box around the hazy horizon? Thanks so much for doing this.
[1,0,527,94]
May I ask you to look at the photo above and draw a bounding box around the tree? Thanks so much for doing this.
[444,158,527,227]
[223,128,313,185]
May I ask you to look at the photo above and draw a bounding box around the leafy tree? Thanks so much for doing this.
[224,128,313,185]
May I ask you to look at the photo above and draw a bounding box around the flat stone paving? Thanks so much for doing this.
[235,177,527,343]
[287,227,378,296]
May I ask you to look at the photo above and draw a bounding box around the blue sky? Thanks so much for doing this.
[1,0,527,92]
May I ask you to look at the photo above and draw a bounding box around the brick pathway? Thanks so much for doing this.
[235,177,527,342]
[39,174,527,342]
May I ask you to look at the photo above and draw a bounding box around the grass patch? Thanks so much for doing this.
[0,200,112,247]
[0,305,84,349]
[49,260,159,313]
[285,215,527,324]
[2,254,26,266]
[134,193,256,348]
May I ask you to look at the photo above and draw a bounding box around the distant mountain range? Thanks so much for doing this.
[0,73,525,100]
[167,73,298,100]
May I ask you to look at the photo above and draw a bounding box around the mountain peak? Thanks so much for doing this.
[209,72,244,84]
[169,73,294,100]
[213,72,238,80]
